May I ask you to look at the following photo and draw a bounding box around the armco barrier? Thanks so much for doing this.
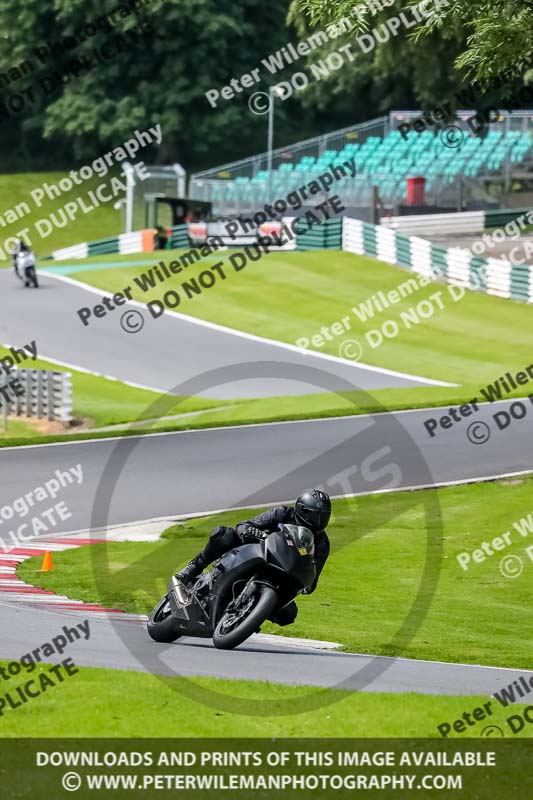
[343,217,533,303]
[383,207,532,235]
[0,369,72,424]
[485,208,531,228]
[382,211,485,236]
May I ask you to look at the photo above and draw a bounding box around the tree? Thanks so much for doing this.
[294,0,533,85]
[0,0,306,170]
[408,0,533,84]
[287,1,465,119]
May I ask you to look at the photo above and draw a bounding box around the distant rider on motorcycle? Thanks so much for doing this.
[11,238,38,287]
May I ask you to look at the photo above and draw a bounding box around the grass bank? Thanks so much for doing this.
[19,477,533,669]
[3,660,527,737]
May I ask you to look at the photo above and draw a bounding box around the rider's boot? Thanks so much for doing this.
[175,555,206,587]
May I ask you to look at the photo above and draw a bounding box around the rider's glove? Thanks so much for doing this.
[240,526,268,544]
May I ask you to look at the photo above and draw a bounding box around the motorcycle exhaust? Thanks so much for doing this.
[167,575,189,607]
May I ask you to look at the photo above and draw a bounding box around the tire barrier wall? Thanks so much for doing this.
[343,217,533,303]
[45,215,532,303]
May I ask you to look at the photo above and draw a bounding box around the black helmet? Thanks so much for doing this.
[295,489,331,531]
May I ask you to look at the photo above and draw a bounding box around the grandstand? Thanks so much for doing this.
[189,112,533,216]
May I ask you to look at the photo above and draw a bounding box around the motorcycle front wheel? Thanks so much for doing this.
[213,584,277,650]
[147,595,182,643]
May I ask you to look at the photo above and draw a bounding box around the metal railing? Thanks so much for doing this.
[0,370,72,430]
[390,109,533,135]
[190,116,389,184]
[189,111,533,216]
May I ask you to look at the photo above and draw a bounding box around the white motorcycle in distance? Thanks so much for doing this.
[14,246,39,288]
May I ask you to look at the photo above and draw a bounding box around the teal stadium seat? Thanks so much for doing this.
[211,124,533,211]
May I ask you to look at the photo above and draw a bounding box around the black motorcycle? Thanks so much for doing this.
[147,524,316,650]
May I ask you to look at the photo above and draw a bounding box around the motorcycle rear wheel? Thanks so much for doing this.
[147,595,182,643]
[25,266,38,288]
[213,584,277,650]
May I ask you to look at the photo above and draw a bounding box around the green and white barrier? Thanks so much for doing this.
[118,231,144,254]
[45,212,533,304]
[50,242,89,260]
[48,225,190,261]
[168,225,190,249]
[296,218,342,251]
[343,217,533,303]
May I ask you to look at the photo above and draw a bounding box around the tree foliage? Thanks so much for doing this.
[411,0,533,86]
[289,1,465,116]
[3,0,525,173]
[294,0,533,85]
[0,0,301,170]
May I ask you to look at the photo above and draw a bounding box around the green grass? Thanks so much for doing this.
[4,246,532,447]
[0,172,123,261]
[60,247,533,403]
[0,418,38,439]
[2,327,518,449]
[1,661,529,737]
[0,384,506,448]
[0,346,219,442]
[19,477,533,669]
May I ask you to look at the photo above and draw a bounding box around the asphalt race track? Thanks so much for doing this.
[1,269,532,697]
[1,602,531,697]
[0,271,443,398]
[1,400,532,533]
[1,400,532,695]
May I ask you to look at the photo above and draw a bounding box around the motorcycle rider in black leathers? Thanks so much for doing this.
[175,489,331,627]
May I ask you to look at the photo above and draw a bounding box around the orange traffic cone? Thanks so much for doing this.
[38,551,53,572]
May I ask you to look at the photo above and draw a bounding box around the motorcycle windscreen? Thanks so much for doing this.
[283,524,315,557]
